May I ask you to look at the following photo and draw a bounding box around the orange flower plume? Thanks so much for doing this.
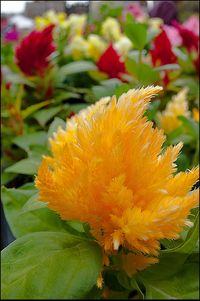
[35,86,199,261]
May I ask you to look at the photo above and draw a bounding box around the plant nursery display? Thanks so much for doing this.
[1,3,199,300]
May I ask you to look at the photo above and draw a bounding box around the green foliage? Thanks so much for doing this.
[1,232,102,299]
[124,16,147,50]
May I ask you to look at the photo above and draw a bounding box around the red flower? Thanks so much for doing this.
[150,30,177,66]
[96,45,126,79]
[172,20,199,53]
[15,25,55,76]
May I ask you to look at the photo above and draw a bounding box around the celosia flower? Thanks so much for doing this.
[124,3,146,22]
[158,88,190,134]
[193,108,199,123]
[35,10,67,29]
[96,45,126,79]
[86,34,107,61]
[36,86,199,267]
[150,30,177,66]
[114,36,132,58]
[4,25,19,43]
[150,30,178,87]
[183,15,199,37]
[66,36,89,60]
[172,20,199,53]
[15,25,55,76]
[101,17,122,42]
[163,24,182,47]
[66,14,87,37]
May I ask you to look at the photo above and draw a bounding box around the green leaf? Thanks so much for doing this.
[144,258,199,299]
[21,100,52,119]
[154,64,180,71]
[47,117,66,140]
[126,58,160,85]
[115,84,131,98]
[12,131,47,152]
[1,232,102,299]
[124,17,147,50]
[59,61,97,81]
[1,186,71,238]
[33,106,62,127]
[178,116,199,140]
[4,155,41,175]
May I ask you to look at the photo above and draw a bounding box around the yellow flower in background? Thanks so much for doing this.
[86,34,107,61]
[101,17,122,41]
[193,108,199,123]
[66,14,87,37]
[36,86,198,265]
[149,17,163,30]
[35,10,67,29]
[114,36,132,58]
[66,36,89,60]
[158,88,190,134]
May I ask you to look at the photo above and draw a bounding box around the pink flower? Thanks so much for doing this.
[124,3,146,21]
[4,25,19,43]
[172,20,199,53]
[163,25,182,47]
[183,15,199,36]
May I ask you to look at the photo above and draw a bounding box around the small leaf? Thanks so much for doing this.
[12,131,47,152]
[59,61,97,81]
[1,232,102,299]
[33,106,62,127]
[154,64,180,71]
[5,156,41,175]
[21,100,51,119]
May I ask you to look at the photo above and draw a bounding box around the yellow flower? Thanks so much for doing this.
[35,10,67,30]
[66,14,87,37]
[149,17,163,30]
[86,34,107,61]
[101,17,122,41]
[114,36,132,58]
[193,108,199,123]
[36,86,199,261]
[158,88,190,134]
[66,36,89,60]
[121,253,158,277]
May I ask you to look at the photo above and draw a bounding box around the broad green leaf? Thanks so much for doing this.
[1,232,102,299]
[12,131,47,152]
[21,100,52,119]
[69,103,89,113]
[145,100,161,122]
[1,186,70,238]
[124,18,147,50]
[47,117,66,140]
[33,106,62,127]
[5,155,41,175]
[144,259,199,299]
[1,173,16,185]
[59,61,97,81]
